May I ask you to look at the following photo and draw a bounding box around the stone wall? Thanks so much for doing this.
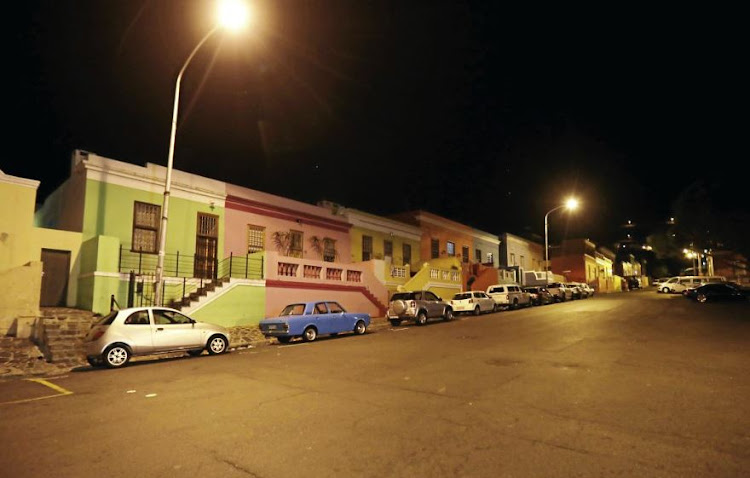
[33,308,96,368]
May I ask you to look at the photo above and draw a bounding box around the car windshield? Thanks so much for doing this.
[280,304,306,316]
[453,293,472,300]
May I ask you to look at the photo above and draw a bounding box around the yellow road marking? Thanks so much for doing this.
[0,378,73,406]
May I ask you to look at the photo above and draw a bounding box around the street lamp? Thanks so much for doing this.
[154,0,250,306]
[544,197,579,278]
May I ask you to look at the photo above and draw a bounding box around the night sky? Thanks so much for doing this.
[8,1,746,247]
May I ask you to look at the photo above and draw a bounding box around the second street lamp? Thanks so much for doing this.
[544,197,579,278]
[153,0,250,306]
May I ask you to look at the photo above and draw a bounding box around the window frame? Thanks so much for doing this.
[131,201,161,254]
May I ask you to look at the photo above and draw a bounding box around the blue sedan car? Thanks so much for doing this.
[258,301,371,343]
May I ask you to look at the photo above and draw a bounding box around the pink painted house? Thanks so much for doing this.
[224,184,387,317]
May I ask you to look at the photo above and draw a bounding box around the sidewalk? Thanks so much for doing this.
[1,316,391,380]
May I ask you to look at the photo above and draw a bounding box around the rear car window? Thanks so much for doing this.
[391,293,416,301]
[95,311,118,326]
[453,293,472,300]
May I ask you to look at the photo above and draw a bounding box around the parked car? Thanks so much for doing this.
[524,286,554,305]
[579,283,595,297]
[659,275,726,294]
[486,284,531,309]
[546,282,573,302]
[625,277,641,290]
[450,291,497,315]
[259,301,370,343]
[84,307,230,368]
[386,290,454,326]
[683,283,750,303]
[565,283,583,299]
[652,277,670,289]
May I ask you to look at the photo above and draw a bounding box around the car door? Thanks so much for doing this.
[477,292,493,311]
[121,309,154,354]
[326,301,352,332]
[311,302,334,334]
[151,309,203,351]
[423,291,444,317]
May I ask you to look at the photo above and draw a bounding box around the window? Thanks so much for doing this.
[424,291,439,301]
[403,243,412,266]
[323,238,336,262]
[462,246,469,263]
[487,252,494,264]
[384,240,393,259]
[446,241,455,256]
[152,309,193,325]
[290,230,303,258]
[326,302,345,313]
[476,249,482,262]
[124,311,149,325]
[314,303,328,314]
[520,255,525,268]
[510,253,516,265]
[362,235,373,261]
[247,225,265,254]
[431,239,439,259]
[132,201,160,253]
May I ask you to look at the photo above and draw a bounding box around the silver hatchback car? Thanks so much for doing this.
[84,307,230,368]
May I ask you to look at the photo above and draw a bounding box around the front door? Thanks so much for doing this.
[194,213,218,279]
[40,249,70,306]
[150,309,203,350]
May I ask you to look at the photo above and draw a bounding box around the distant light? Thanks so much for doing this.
[670,217,675,222]
[218,0,251,31]
[627,220,631,224]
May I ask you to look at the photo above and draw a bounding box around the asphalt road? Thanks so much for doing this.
[1,290,749,478]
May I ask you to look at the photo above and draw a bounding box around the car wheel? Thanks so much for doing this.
[473,306,481,316]
[277,336,292,344]
[443,308,454,321]
[207,335,228,354]
[661,287,670,294]
[512,298,519,310]
[493,303,499,313]
[697,293,708,303]
[303,327,318,342]
[415,311,427,326]
[187,350,203,357]
[389,319,402,327]
[354,320,367,335]
[103,344,130,368]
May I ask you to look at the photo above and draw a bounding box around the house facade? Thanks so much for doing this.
[499,232,545,284]
[550,238,618,292]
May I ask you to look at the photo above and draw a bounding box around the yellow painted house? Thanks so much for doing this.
[0,170,82,337]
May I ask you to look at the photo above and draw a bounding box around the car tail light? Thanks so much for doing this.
[469,298,474,303]
[408,300,416,309]
[88,328,105,342]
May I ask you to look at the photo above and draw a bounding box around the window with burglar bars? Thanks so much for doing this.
[462,246,469,263]
[384,240,393,259]
[431,238,439,259]
[197,214,218,238]
[362,235,373,261]
[290,230,303,258]
[132,201,160,253]
[323,238,336,262]
[247,225,265,254]
[403,243,412,266]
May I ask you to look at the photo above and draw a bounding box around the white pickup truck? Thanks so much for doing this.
[486,283,531,310]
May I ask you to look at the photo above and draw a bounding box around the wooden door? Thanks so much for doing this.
[40,249,70,306]
[194,213,219,279]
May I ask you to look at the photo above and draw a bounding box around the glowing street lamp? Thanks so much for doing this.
[544,197,579,276]
[154,0,251,306]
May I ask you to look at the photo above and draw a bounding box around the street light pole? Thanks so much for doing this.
[544,198,579,281]
[152,0,251,306]
[153,27,219,307]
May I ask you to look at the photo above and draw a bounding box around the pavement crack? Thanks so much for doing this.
[212,452,263,477]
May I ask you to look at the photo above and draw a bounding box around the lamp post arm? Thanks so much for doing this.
[544,205,566,275]
[154,26,218,306]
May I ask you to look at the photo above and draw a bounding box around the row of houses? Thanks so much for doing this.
[1,150,619,337]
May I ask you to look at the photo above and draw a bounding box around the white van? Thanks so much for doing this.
[658,276,726,294]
